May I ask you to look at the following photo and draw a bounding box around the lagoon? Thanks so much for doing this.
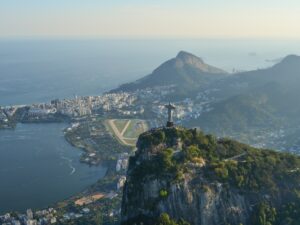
[0,123,106,213]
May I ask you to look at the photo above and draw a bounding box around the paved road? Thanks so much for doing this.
[107,119,149,147]
[108,119,131,146]
[121,120,131,136]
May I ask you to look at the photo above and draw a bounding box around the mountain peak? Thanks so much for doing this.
[176,50,200,58]
[174,51,226,74]
[281,54,300,63]
[176,51,204,63]
[111,51,227,95]
[274,54,300,68]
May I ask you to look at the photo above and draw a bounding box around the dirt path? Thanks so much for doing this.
[107,119,148,147]
[224,152,247,161]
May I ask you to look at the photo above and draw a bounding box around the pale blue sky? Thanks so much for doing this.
[1,0,300,38]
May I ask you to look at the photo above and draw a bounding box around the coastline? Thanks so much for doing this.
[0,89,144,224]
[0,112,132,223]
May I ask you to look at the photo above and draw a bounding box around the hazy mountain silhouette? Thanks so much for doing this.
[112,51,227,95]
[113,52,300,148]
[191,55,300,143]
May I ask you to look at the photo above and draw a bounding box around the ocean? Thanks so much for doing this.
[1,38,300,106]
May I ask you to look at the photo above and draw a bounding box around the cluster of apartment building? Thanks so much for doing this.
[151,98,213,123]
[0,110,8,123]
[0,92,138,122]
[116,153,129,172]
[60,207,91,222]
[113,85,217,124]
[0,208,57,225]
[0,85,185,124]
[133,85,176,100]
[0,83,220,128]
[29,92,139,118]
[0,106,20,128]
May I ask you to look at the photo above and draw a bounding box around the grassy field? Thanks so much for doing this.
[105,119,149,146]
[123,119,148,139]
[124,139,138,146]
[113,119,129,133]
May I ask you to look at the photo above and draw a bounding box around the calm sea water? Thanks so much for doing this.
[0,38,300,213]
[1,38,300,106]
[0,123,107,213]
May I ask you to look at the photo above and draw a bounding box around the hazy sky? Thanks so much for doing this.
[1,0,300,38]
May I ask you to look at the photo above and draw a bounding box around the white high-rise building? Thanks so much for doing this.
[26,209,33,220]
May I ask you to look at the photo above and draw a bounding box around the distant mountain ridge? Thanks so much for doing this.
[188,54,300,149]
[112,51,227,95]
[274,54,300,70]
[112,52,300,150]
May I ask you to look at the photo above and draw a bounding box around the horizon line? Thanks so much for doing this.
[1,35,300,41]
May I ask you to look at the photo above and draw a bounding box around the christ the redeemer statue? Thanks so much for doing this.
[165,102,176,127]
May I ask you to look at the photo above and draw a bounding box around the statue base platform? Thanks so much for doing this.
[166,121,174,127]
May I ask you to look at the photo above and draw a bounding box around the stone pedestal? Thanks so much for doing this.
[166,121,174,127]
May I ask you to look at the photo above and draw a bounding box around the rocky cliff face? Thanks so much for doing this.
[121,127,300,225]
[122,175,252,225]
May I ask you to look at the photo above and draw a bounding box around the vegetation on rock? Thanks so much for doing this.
[122,127,300,225]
